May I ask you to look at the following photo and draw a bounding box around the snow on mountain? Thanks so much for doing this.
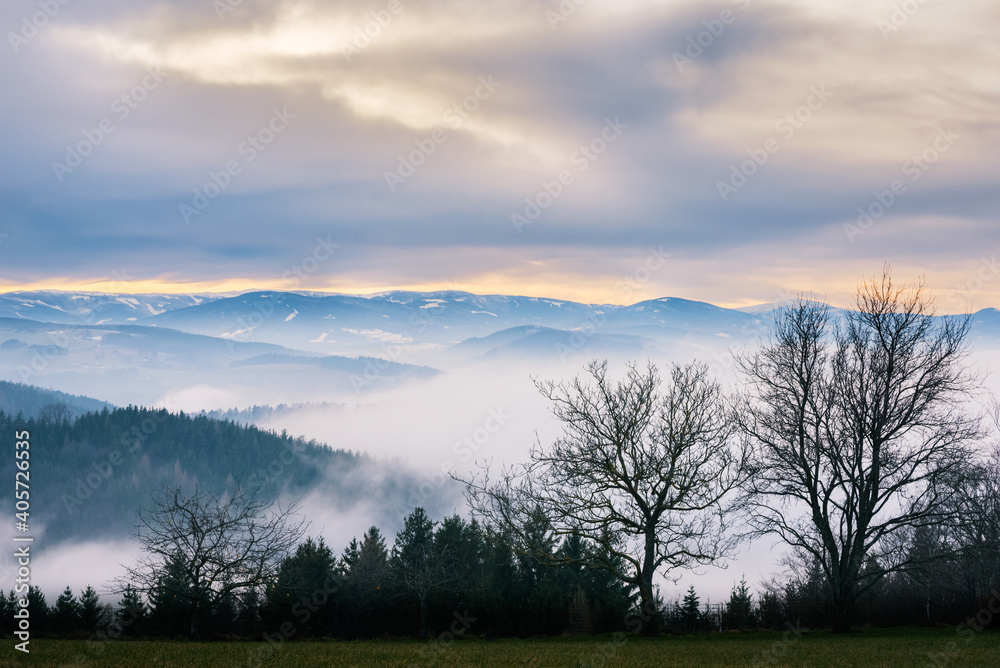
[0,291,227,324]
[133,290,768,359]
[0,315,439,408]
[5,289,996,362]
[140,291,617,358]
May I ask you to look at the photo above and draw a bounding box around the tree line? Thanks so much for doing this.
[1,502,996,640]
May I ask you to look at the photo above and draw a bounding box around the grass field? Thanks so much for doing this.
[0,628,996,667]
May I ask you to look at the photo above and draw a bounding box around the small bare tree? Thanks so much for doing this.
[462,360,746,628]
[115,486,306,638]
[37,402,73,424]
[736,268,983,632]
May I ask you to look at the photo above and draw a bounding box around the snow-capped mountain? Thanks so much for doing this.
[4,289,1000,442]
[0,290,766,359]
[143,291,763,358]
[0,291,227,324]
[5,289,999,372]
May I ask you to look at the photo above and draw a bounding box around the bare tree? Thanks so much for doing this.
[736,269,983,632]
[37,402,73,424]
[948,430,1000,605]
[115,486,306,638]
[462,360,746,628]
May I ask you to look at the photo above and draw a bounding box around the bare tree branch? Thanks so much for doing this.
[735,267,984,631]
[113,486,307,638]
[460,359,747,629]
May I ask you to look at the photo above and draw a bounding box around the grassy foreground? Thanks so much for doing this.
[0,628,996,667]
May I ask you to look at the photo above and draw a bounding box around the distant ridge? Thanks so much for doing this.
[0,380,112,419]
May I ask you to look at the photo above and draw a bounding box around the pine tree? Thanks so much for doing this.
[27,587,48,633]
[0,590,16,636]
[148,551,191,637]
[393,508,441,640]
[53,586,82,635]
[757,589,784,630]
[117,585,147,637]
[80,585,102,632]
[268,536,340,636]
[681,585,700,632]
[344,526,389,637]
[724,577,756,630]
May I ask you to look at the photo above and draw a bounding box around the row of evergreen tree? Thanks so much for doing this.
[3,507,996,640]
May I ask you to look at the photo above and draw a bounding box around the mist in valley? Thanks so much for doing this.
[4,291,1000,605]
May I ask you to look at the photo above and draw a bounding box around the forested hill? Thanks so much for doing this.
[0,380,112,419]
[0,404,432,546]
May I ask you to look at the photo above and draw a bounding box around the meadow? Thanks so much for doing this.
[1,628,996,668]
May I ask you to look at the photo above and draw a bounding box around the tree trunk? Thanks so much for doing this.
[637,568,659,635]
[831,590,852,633]
[637,531,659,635]
[419,592,428,640]
[832,606,850,633]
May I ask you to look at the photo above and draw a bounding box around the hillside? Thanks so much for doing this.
[0,386,454,546]
[0,380,112,419]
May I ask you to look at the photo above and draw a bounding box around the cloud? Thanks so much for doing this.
[0,0,997,310]
[36,539,137,601]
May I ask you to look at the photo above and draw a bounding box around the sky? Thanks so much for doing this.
[1,0,998,311]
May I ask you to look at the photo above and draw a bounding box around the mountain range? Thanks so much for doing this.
[0,289,764,356]
[2,289,999,410]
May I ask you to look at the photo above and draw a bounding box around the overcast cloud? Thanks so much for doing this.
[1,0,998,308]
